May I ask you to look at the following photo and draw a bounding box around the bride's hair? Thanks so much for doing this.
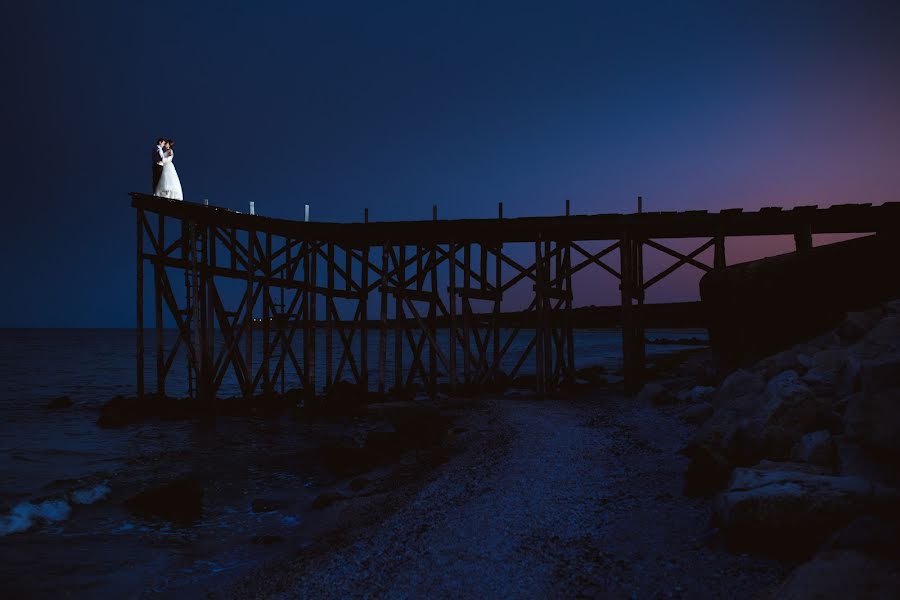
[167,139,175,147]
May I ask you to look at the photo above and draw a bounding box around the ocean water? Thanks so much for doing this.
[0,327,705,596]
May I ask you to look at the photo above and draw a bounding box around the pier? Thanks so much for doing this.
[132,193,900,400]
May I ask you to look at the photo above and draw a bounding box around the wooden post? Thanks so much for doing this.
[309,242,317,395]
[794,224,812,251]
[544,239,553,391]
[189,221,202,400]
[136,208,144,400]
[302,241,312,399]
[326,242,334,388]
[394,245,405,392]
[263,233,271,395]
[207,225,217,397]
[564,241,575,384]
[534,239,545,396]
[155,214,165,396]
[246,230,255,400]
[360,243,369,391]
[429,207,437,395]
[198,224,210,402]
[620,232,636,395]
[379,241,388,394]
[448,243,457,393]
[714,235,726,269]
[493,241,501,380]
[462,243,471,385]
[634,234,645,389]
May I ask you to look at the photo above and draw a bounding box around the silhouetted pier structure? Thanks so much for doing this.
[132,192,900,400]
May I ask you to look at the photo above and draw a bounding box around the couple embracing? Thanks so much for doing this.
[151,138,183,200]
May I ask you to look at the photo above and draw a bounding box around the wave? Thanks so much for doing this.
[0,499,71,536]
[0,483,110,536]
[71,483,110,505]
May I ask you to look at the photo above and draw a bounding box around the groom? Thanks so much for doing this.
[151,137,166,193]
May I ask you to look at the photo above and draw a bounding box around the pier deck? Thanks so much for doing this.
[132,193,900,400]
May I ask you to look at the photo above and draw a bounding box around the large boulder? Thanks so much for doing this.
[773,549,900,600]
[775,515,900,599]
[844,353,900,456]
[680,402,713,424]
[836,308,885,344]
[124,478,203,524]
[791,430,836,468]
[801,348,848,394]
[637,382,671,405]
[318,438,373,476]
[713,464,898,556]
[378,402,450,449]
[685,369,833,493]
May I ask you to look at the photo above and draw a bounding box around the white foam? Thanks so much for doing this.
[0,499,71,536]
[71,484,111,505]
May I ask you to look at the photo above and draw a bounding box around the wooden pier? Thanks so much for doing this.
[132,193,900,400]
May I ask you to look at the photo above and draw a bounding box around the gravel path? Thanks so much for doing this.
[246,393,786,599]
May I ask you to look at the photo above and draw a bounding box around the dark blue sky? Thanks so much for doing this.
[3,1,899,327]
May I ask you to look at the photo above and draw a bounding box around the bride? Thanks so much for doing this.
[155,139,183,200]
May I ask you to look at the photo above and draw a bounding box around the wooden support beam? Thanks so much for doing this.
[136,208,144,400]
[326,242,334,388]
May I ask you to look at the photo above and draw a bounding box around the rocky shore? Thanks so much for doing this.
[660,299,900,597]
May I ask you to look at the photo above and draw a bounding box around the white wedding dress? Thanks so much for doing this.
[155,151,183,200]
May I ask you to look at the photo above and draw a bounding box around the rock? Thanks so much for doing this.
[637,382,671,405]
[846,389,900,456]
[681,402,713,424]
[837,308,884,343]
[512,374,537,389]
[844,353,900,456]
[251,498,282,513]
[852,315,900,361]
[713,369,766,413]
[861,352,900,396]
[833,354,862,399]
[791,430,836,468]
[758,370,829,453]
[751,459,833,476]
[836,435,900,487]
[773,549,900,600]
[364,430,406,461]
[311,491,346,510]
[713,465,897,556]
[349,477,370,491]
[251,535,286,545]
[324,380,368,414]
[796,353,815,370]
[96,395,153,428]
[576,365,606,384]
[384,404,450,449]
[681,444,733,497]
[124,478,203,524]
[45,396,73,410]
[824,516,900,557]
[688,385,716,403]
[758,349,804,380]
[801,348,848,393]
[319,439,373,476]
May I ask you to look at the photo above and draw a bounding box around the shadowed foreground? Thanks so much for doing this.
[228,393,784,599]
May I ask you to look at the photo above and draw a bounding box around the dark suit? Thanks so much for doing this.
[152,145,164,193]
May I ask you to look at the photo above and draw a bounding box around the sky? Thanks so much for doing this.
[2,0,899,327]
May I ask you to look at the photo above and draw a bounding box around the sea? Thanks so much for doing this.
[0,327,705,597]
